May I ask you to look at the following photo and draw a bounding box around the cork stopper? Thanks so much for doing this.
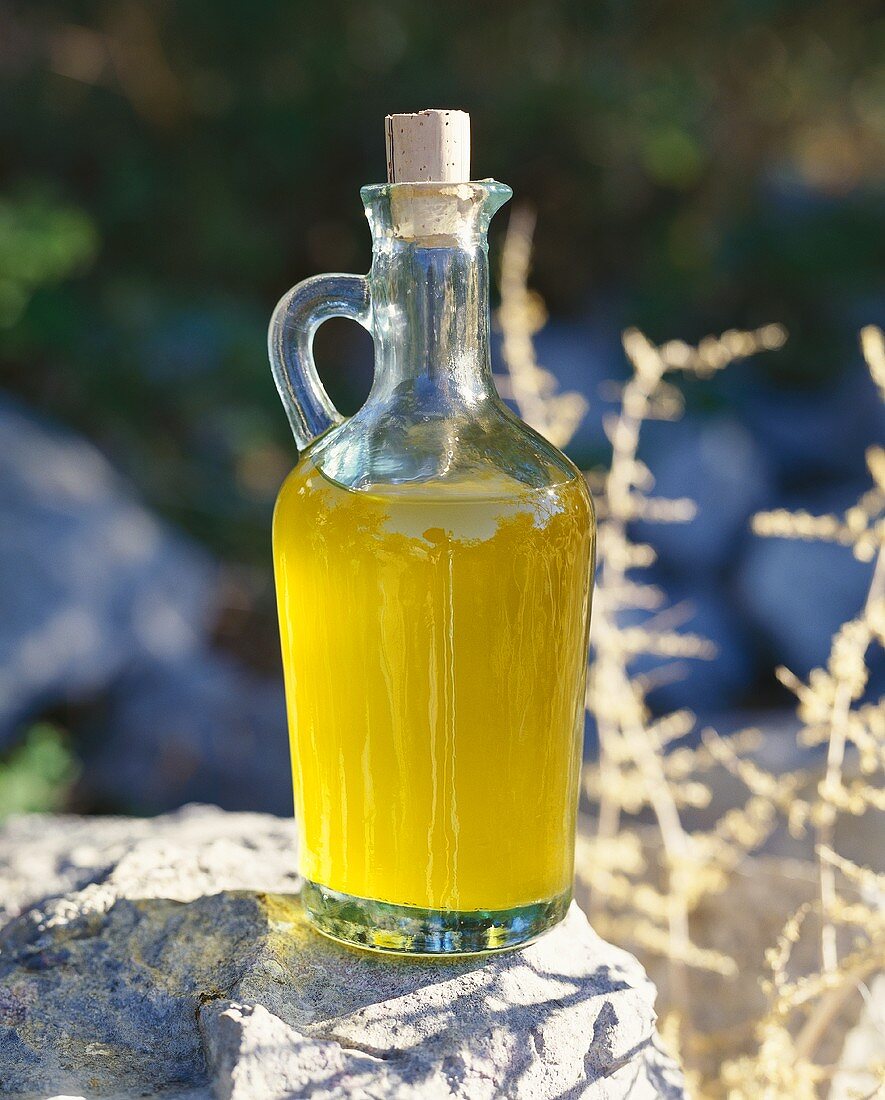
[385,110,471,183]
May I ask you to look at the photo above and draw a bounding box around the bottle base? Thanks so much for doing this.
[300,879,571,956]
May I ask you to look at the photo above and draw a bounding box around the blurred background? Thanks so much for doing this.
[0,0,883,817]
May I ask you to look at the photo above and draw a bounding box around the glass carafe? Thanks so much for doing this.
[270,180,595,954]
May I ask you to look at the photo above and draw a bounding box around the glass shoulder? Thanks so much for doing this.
[292,398,586,496]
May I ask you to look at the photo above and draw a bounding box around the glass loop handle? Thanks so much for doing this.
[268,274,372,450]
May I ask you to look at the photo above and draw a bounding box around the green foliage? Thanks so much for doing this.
[0,724,80,818]
[0,195,97,327]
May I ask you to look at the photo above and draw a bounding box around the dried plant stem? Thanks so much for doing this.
[867,543,885,605]
[623,713,692,1009]
[818,677,855,974]
[818,544,884,974]
[596,356,694,1013]
[593,367,659,854]
[496,205,588,450]
[497,206,545,429]
[733,329,885,1096]
[793,953,880,1063]
[594,735,622,846]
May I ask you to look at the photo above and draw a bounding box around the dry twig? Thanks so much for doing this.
[497,209,885,1097]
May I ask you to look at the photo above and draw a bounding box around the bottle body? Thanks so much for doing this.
[274,452,592,921]
[270,181,595,952]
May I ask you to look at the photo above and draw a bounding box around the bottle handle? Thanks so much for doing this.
[268,273,372,450]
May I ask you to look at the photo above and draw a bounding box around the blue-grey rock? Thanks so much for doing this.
[630,578,757,715]
[492,319,622,461]
[733,363,884,485]
[0,806,685,1100]
[0,395,216,744]
[735,492,876,675]
[86,653,290,815]
[633,414,775,577]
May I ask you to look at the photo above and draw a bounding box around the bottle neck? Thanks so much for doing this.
[359,181,512,416]
[368,237,495,409]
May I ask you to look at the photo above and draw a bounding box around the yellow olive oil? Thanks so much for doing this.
[273,454,593,913]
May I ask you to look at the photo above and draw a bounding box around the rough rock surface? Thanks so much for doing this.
[0,805,684,1099]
